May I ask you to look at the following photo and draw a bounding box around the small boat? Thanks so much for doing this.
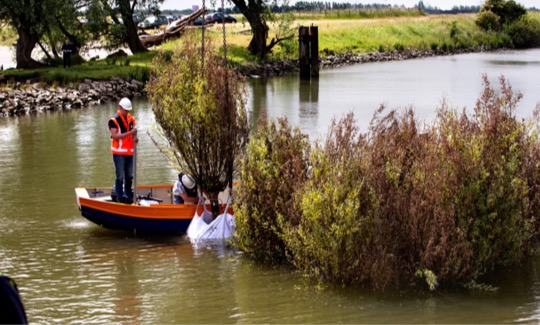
[75,185,231,234]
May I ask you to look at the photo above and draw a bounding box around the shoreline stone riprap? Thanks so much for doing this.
[235,46,492,77]
[0,46,492,118]
[0,78,145,117]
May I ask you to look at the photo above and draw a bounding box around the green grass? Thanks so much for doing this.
[1,51,157,84]
[310,15,505,55]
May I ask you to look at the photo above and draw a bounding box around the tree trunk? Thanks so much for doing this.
[16,29,43,69]
[123,15,148,53]
[230,0,269,58]
[117,0,147,54]
[247,18,269,58]
[205,192,221,219]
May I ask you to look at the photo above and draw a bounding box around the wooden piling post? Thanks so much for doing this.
[310,26,319,77]
[299,25,319,79]
[299,26,310,79]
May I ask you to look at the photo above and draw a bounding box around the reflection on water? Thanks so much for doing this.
[299,78,319,136]
[1,49,540,323]
[487,60,540,66]
[248,49,540,140]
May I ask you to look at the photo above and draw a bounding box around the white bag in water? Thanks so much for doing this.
[187,196,235,240]
[186,201,213,239]
[193,211,235,240]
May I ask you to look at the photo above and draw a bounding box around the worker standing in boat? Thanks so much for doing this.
[173,173,199,204]
[109,97,137,204]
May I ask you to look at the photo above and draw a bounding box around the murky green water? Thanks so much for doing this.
[1,49,540,324]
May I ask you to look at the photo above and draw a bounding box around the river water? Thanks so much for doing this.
[250,49,540,138]
[1,49,540,324]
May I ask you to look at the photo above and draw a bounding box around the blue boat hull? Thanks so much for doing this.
[80,205,192,233]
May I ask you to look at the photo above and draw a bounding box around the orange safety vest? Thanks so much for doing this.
[110,110,136,156]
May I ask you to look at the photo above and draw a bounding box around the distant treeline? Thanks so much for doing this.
[283,1,480,14]
[167,2,538,16]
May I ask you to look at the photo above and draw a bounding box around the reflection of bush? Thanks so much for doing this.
[235,75,540,291]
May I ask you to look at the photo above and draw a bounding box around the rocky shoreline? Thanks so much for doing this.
[0,46,491,118]
[0,78,145,117]
[235,46,492,77]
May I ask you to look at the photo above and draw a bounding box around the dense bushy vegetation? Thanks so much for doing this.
[506,16,540,48]
[234,75,540,291]
[234,116,310,264]
[476,0,540,48]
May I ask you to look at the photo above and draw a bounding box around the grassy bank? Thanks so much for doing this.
[2,12,539,84]
[0,51,154,84]
[190,13,511,61]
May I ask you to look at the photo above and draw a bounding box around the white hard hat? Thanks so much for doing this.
[119,97,132,111]
[181,174,196,189]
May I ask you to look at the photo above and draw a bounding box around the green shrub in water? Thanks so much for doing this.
[411,75,533,287]
[235,75,540,291]
[234,116,310,264]
[283,112,383,288]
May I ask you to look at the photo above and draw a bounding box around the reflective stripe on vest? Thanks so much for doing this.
[110,112,135,155]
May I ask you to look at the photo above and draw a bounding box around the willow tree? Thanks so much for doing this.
[146,34,249,216]
[0,0,79,68]
[230,0,295,58]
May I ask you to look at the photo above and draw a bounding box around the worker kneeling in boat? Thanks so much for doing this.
[173,173,199,204]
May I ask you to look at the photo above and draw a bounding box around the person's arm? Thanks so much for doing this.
[109,126,137,140]
[179,192,199,203]
[173,181,181,196]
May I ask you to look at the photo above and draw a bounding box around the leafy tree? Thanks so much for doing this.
[478,0,526,27]
[86,0,152,53]
[229,0,295,59]
[0,0,58,68]
[47,0,90,61]
[476,0,534,48]
[115,0,149,53]
[0,0,91,68]
[86,0,111,40]
[476,10,501,31]
[146,35,249,216]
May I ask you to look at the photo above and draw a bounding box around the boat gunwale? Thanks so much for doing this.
[76,186,229,221]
